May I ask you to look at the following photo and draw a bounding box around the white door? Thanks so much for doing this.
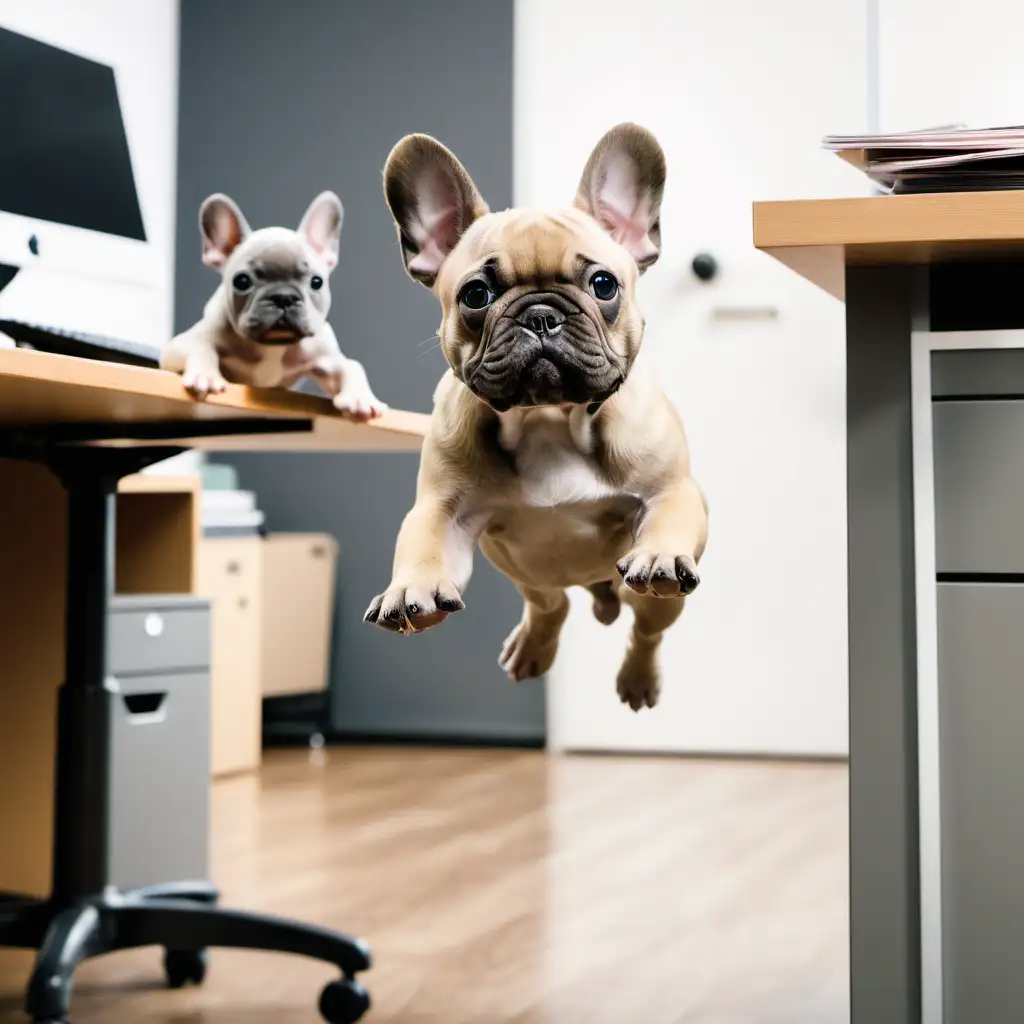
[516,0,870,756]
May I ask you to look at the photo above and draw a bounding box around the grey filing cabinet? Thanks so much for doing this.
[108,595,211,890]
[933,351,1024,1021]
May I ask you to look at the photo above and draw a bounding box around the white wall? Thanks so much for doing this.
[0,0,179,345]
[516,0,869,756]
[877,1,1024,130]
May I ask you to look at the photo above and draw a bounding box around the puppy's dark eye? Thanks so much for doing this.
[232,272,253,293]
[459,280,494,310]
[590,271,618,302]
[310,275,324,291]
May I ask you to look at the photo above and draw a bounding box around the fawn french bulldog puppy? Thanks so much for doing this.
[366,124,707,710]
[162,191,386,420]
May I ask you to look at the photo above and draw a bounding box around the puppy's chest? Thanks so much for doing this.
[220,345,316,388]
[497,409,628,511]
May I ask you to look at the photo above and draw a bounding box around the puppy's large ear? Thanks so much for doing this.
[574,123,666,272]
[199,194,252,270]
[383,134,489,288]
[298,191,344,270]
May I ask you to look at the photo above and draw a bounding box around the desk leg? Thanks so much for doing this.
[846,266,922,1024]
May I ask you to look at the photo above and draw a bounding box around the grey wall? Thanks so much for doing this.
[177,0,544,742]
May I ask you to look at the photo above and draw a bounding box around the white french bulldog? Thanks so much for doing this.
[162,191,386,420]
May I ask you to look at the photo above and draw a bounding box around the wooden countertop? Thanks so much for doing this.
[753,190,1024,300]
[0,347,429,452]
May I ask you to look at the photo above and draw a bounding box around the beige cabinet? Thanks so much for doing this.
[260,534,338,698]
[197,537,263,777]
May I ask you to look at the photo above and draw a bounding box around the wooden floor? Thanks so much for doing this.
[0,748,849,1023]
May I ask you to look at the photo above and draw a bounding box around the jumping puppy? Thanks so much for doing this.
[365,124,707,710]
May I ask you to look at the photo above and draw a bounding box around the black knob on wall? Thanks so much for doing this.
[691,252,717,282]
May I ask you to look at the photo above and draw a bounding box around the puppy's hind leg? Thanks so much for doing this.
[586,580,621,625]
[616,588,685,711]
[499,586,569,682]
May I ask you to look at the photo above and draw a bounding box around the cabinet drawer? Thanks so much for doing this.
[937,582,1024,1019]
[109,597,211,675]
[934,400,1024,573]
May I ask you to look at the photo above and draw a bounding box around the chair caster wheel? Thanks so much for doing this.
[164,948,208,988]
[319,977,371,1023]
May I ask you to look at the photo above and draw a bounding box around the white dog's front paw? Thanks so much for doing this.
[334,388,388,422]
[182,367,228,401]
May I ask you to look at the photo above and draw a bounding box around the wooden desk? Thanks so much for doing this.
[0,347,429,450]
[0,348,425,1000]
[754,191,1024,1024]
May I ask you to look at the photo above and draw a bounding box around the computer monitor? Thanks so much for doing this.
[0,24,159,337]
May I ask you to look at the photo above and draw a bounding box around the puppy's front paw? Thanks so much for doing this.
[363,578,464,634]
[334,389,388,422]
[182,367,228,401]
[615,552,700,598]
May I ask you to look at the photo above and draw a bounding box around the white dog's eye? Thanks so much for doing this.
[310,275,324,291]
[232,272,253,292]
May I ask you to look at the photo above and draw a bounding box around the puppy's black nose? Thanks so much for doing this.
[269,291,300,310]
[518,303,566,337]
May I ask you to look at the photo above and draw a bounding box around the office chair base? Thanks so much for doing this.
[0,888,371,1023]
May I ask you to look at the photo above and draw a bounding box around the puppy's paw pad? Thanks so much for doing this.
[334,391,389,422]
[615,552,700,598]
[363,581,464,634]
[498,622,558,682]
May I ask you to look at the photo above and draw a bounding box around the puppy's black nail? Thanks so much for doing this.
[406,602,421,617]
[675,556,700,594]
[615,560,629,578]
[363,598,383,623]
[435,595,465,613]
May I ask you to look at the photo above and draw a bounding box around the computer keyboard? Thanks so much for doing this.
[0,318,161,368]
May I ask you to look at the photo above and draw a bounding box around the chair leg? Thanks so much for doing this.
[25,904,105,1023]
[109,898,371,977]
[125,880,220,905]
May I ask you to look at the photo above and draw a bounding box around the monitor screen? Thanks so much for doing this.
[0,26,146,241]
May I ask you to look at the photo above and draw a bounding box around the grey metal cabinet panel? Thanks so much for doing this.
[108,594,211,890]
[937,582,1024,1021]
[932,350,1024,398]
[109,596,211,675]
[108,671,211,889]
[933,401,1024,573]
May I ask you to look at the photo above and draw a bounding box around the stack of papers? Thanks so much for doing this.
[822,125,1024,193]
[201,489,265,537]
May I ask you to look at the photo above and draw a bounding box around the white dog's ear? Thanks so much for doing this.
[574,123,666,272]
[199,194,252,270]
[298,191,344,270]
[383,134,489,289]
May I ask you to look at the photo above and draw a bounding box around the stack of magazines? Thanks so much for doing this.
[822,125,1024,194]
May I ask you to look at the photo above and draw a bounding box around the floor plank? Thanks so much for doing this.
[0,748,849,1023]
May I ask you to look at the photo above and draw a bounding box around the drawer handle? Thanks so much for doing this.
[144,613,164,638]
[123,692,168,719]
[226,560,242,575]
[311,545,327,559]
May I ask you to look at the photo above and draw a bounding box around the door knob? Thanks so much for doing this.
[691,253,718,282]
